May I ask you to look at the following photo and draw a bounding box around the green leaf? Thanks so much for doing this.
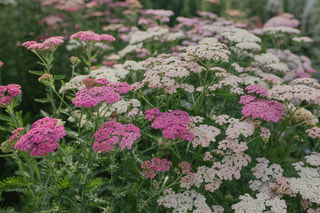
[34,98,50,103]
[28,70,44,76]
[40,110,50,117]
[53,75,65,80]
[0,176,26,192]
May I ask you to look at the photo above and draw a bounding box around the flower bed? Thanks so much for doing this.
[0,1,319,212]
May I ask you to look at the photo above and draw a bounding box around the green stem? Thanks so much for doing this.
[6,104,21,128]
[47,154,62,213]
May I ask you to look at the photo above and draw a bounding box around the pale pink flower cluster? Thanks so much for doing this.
[92,121,141,153]
[232,193,287,213]
[140,55,201,94]
[21,36,64,50]
[141,158,172,179]
[267,49,316,81]
[145,108,194,141]
[221,28,261,51]
[157,188,213,213]
[269,84,320,105]
[190,124,221,148]
[182,151,251,192]
[72,78,130,108]
[41,0,85,11]
[181,37,230,62]
[180,130,251,192]
[144,9,174,22]
[232,158,291,212]
[70,31,116,42]
[215,115,255,139]
[0,84,22,105]
[252,158,283,183]
[14,117,66,156]
[208,74,244,95]
[264,13,300,28]
[306,127,320,139]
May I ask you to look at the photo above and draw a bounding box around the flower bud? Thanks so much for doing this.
[70,56,81,66]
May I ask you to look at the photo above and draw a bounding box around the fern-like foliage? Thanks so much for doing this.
[0,176,26,193]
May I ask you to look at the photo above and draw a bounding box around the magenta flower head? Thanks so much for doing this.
[72,78,131,108]
[0,84,22,106]
[92,121,141,153]
[245,84,269,97]
[240,98,285,123]
[144,109,194,141]
[70,31,115,42]
[0,61,3,67]
[141,158,172,179]
[14,117,66,156]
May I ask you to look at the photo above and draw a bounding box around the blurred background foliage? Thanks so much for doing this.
[0,0,319,208]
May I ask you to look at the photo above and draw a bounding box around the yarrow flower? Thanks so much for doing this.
[245,84,269,97]
[70,31,116,42]
[0,84,22,106]
[92,121,141,153]
[145,108,194,141]
[72,78,130,108]
[21,36,64,50]
[240,98,285,123]
[141,158,172,179]
[1,127,24,153]
[14,117,66,156]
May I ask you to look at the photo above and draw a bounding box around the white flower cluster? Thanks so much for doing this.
[263,26,300,35]
[222,28,261,51]
[190,124,221,148]
[290,158,320,204]
[123,60,146,71]
[140,56,199,94]
[233,158,288,213]
[181,37,230,62]
[254,53,280,65]
[129,27,169,44]
[0,0,17,6]
[208,73,244,95]
[106,99,141,114]
[118,43,143,57]
[163,31,184,42]
[292,36,312,43]
[232,193,287,213]
[223,118,256,139]
[157,188,213,213]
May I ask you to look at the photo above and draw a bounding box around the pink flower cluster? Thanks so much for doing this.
[239,85,284,123]
[177,161,195,184]
[70,31,116,42]
[14,117,66,156]
[72,78,130,108]
[0,84,21,105]
[8,127,24,142]
[141,158,172,179]
[21,36,64,50]
[240,97,285,123]
[306,127,320,139]
[145,108,194,141]
[245,84,269,97]
[92,121,141,153]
